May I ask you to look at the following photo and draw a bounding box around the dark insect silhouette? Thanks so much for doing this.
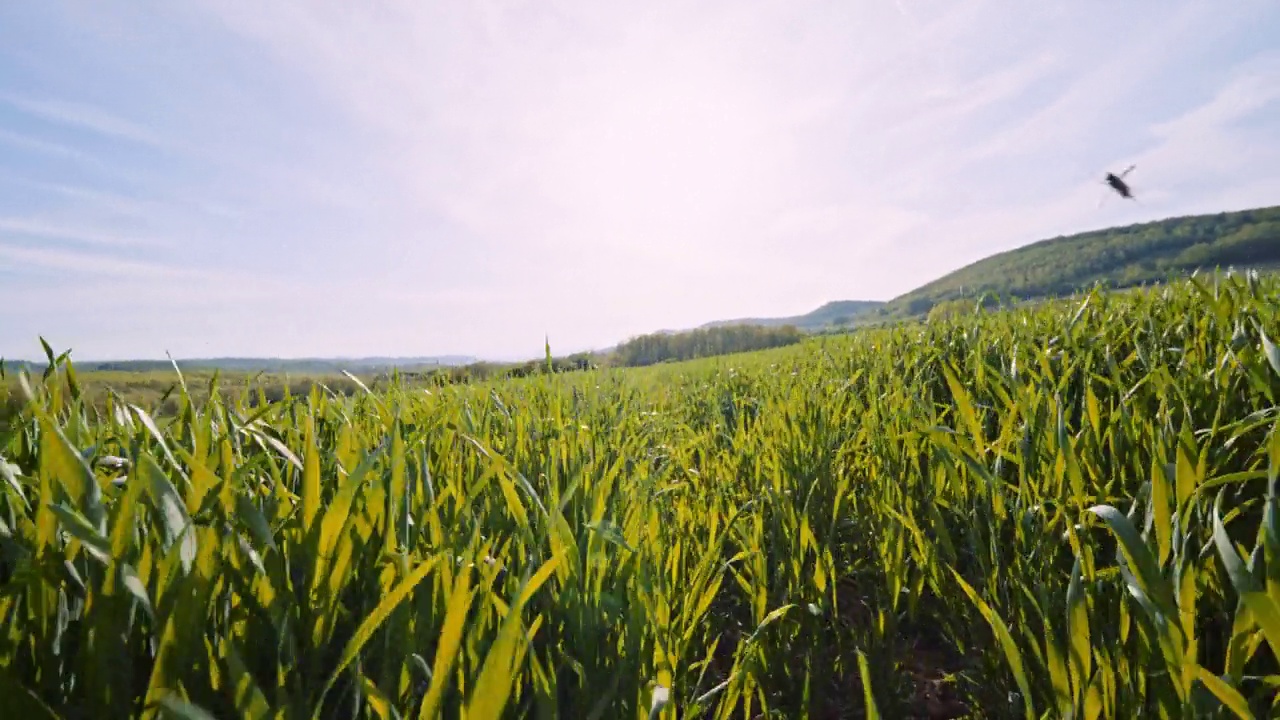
[1104,164,1136,200]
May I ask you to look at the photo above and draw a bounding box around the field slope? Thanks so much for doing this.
[1,271,1279,718]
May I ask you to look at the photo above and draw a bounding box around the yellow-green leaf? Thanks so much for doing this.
[1195,666,1253,720]
[466,555,561,720]
[224,640,275,720]
[313,555,441,718]
[301,417,320,532]
[950,568,1036,720]
[857,650,881,720]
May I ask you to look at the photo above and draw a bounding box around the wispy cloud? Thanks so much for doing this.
[0,217,166,248]
[0,92,171,151]
[957,3,1217,166]
[1134,53,1280,193]
[0,243,194,279]
[0,126,88,160]
[0,176,155,218]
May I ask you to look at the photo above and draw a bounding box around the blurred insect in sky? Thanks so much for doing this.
[1099,164,1137,206]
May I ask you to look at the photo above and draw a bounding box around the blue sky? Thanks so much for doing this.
[1,1,1278,362]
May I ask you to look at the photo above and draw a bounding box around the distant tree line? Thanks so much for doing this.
[410,353,598,386]
[611,324,804,367]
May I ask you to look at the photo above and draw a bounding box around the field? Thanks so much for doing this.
[0,369,365,420]
[2,272,1280,719]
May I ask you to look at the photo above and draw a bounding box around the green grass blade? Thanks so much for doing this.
[300,416,321,532]
[465,555,561,720]
[417,565,475,719]
[1087,504,1176,614]
[1212,490,1280,656]
[224,640,276,720]
[857,650,881,720]
[313,555,441,718]
[950,568,1036,720]
[0,666,61,719]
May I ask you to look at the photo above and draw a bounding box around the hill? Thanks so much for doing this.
[879,204,1280,317]
[700,300,885,331]
[694,204,1279,335]
[8,206,1277,373]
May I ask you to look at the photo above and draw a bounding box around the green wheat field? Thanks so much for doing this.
[3,271,1280,719]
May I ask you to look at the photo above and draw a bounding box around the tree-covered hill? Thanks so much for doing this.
[698,205,1280,332]
[880,204,1280,317]
[699,300,885,331]
[612,324,803,366]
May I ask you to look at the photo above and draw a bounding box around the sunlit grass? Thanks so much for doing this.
[1,270,1279,718]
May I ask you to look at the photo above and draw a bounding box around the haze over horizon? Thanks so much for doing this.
[2,1,1278,362]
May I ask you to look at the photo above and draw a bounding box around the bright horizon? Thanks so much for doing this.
[2,1,1279,363]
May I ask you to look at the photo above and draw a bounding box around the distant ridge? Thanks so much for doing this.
[697,204,1280,330]
[699,300,885,331]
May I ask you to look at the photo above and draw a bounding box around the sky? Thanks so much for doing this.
[1,1,1278,362]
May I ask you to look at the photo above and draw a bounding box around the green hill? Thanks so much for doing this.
[697,205,1280,333]
[880,204,1280,317]
[700,300,885,331]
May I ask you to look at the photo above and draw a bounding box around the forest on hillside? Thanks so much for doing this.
[612,324,803,366]
[702,300,885,331]
[884,204,1280,316]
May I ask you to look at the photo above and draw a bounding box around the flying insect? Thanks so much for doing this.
[1097,164,1139,207]
[1104,165,1136,199]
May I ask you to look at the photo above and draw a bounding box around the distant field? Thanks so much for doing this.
[1,323,809,422]
[2,271,1280,718]
[1,367,374,424]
